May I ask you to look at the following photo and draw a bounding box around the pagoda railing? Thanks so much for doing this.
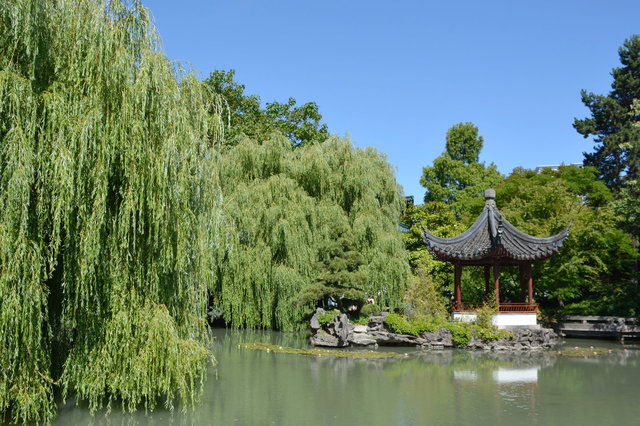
[454,302,539,313]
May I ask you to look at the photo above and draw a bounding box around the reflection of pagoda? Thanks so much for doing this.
[453,364,542,422]
[453,366,540,384]
[422,189,570,327]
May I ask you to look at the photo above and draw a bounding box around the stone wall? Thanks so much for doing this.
[309,308,557,350]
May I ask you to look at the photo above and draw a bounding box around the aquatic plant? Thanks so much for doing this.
[238,342,407,359]
[555,347,622,357]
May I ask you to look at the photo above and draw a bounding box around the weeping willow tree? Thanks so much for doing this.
[214,135,408,330]
[1,0,224,422]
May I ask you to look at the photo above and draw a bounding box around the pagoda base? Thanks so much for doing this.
[453,312,538,328]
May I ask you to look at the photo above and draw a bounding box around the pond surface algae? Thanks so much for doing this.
[238,342,408,359]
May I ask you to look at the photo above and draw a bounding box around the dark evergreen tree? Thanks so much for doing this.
[298,228,367,311]
[575,35,640,289]
[574,35,640,191]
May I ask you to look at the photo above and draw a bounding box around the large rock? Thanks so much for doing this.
[469,337,488,350]
[353,325,368,333]
[471,327,558,351]
[369,331,426,346]
[334,314,354,346]
[310,332,340,347]
[350,333,378,347]
[420,329,454,347]
[310,308,323,330]
[367,315,386,331]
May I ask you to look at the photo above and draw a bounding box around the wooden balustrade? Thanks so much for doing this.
[455,302,538,313]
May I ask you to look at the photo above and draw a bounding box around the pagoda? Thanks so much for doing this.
[422,189,570,326]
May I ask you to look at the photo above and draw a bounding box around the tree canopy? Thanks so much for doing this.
[575,35,639,293]
[204,69,329,147]
[574,34,640,191]
[496,167,637,315]
[213,136,409,330]
[420,123,503,219]
[1,0,224,421]
[445,122,483,164]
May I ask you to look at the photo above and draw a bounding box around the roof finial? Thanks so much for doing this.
[485,188,496,200]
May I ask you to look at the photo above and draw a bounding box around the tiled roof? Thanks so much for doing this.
[422,189,570,263]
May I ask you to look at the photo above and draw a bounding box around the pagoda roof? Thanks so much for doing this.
[421,189,570,265]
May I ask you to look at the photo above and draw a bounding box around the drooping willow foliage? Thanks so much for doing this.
[214,136,409,330]
[0,0,224,422]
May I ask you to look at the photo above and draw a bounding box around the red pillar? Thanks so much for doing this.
[454,263,462,310]
[493,264,501,305]
[527,263,534,303]
[484,266,491,296]
[519,264,527,302]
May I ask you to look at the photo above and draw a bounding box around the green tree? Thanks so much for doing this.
[496,166,637,315]
[574,35,640,191]
[297,227,367,311]
[420,123,503,219]
[214,136,409,329]
[445,122,483,164]
[0,0,223,421]
[400,202,459,270]
[404,267,447,318]
[204,69,329,147]
[574,35,640,293]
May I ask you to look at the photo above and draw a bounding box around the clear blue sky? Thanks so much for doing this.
[145,0,639,201]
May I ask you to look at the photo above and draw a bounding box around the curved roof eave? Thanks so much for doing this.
[421,190,571,263]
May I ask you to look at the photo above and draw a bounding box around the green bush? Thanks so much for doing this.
[351,315,370,325]
[471,292,512,343]
[361,303,381,316]
[384,313,418,335]
[404,267,447,317]
[384,313,451,336]
[383,312,514,347]
[411,315,447,334]
[475,327,511,342]
[444,322,473,346]
[475,292,499,329]
[318,310,340,326]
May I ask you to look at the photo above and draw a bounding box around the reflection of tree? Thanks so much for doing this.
[54,331,640,425]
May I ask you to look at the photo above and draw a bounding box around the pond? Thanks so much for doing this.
[55,329,640,425]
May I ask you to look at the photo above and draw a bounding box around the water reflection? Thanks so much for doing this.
[52,330,640,426]
[492,367,538,383]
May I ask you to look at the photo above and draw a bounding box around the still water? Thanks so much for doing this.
[56,329,640,426]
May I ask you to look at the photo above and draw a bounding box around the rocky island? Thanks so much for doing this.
[310,309,557,351]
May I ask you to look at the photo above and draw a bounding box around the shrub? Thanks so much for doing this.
[444,321,473,346]
[384,313,418,335]
[475,291,499,330]
[471,291,512,342]
[384,313,451,336]
[404,267,447,317]
[351,315,370,326]
[475,327,512,342]
[318,309,340,326]
[411,315,447,334]
[361,303,381,316]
